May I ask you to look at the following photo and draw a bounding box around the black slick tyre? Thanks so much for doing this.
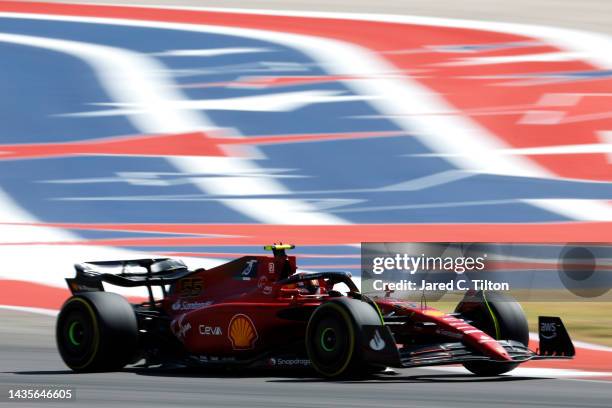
[305,297,383,378]
[455,291,529,376]
[56,292,138,372]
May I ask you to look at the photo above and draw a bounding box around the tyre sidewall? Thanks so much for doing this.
[306,297,383,378]
[456,291,528,375]
[306,301,357,377]
[56,292,138,372]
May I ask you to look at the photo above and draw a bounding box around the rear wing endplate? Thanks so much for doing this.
[66,258,192,299]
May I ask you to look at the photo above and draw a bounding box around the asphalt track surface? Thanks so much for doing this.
[2,1,612,407]
[1,308,611,408]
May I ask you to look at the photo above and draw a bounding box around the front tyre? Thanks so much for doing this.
[455,291,529,376]
[56,292,138,372]
[306,298,385,378]
[306,301,357,377]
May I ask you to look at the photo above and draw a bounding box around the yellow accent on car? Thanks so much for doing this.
[263,244,295,251]
[423,309,446,317]
[482,291,502,340]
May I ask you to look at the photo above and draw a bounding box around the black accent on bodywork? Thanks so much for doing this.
[278,271,359,293]
[537,316,575,358]
[68,258,193,306]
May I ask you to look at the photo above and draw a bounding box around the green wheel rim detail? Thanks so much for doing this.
[482,291,501,340]
[371,300,385,325]
[320,327,336,352]
[68,321,81,346]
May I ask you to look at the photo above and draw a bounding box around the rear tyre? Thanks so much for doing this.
[305,298,382,378]
[56,292,138,372]
[455,291,528,376]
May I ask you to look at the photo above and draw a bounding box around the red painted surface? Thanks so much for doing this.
[0,131,404,160]
[0,222,611,245]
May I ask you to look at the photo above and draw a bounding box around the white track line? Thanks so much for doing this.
[150,47,268,57]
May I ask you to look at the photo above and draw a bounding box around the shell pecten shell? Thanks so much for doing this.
[228,314,258,350]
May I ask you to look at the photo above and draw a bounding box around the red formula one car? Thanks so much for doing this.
[56,245,575,377]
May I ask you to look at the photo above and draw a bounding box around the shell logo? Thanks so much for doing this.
[228,314,258,350]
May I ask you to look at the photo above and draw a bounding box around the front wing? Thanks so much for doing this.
[397,340,571,368]
[361,316,575,369]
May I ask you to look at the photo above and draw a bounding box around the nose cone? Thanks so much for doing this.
[489,342,513,361]
[470,334,513,361]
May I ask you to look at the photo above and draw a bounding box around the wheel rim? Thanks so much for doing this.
[57,298,100,370]
[61,312,94,355]
[68,321,83,346]
[306,304,356,377]
[320,327,337,352]
[313,318,348,364]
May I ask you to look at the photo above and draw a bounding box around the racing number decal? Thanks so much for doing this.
[177,278,203,297]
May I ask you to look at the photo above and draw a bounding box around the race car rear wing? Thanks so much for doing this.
[66,258,193,303]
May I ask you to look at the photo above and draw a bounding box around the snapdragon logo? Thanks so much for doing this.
[268,357,310,367]
[372,253,487,275]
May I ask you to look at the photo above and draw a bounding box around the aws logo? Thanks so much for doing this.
[228,314,259,350]
[540,322,558,340]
